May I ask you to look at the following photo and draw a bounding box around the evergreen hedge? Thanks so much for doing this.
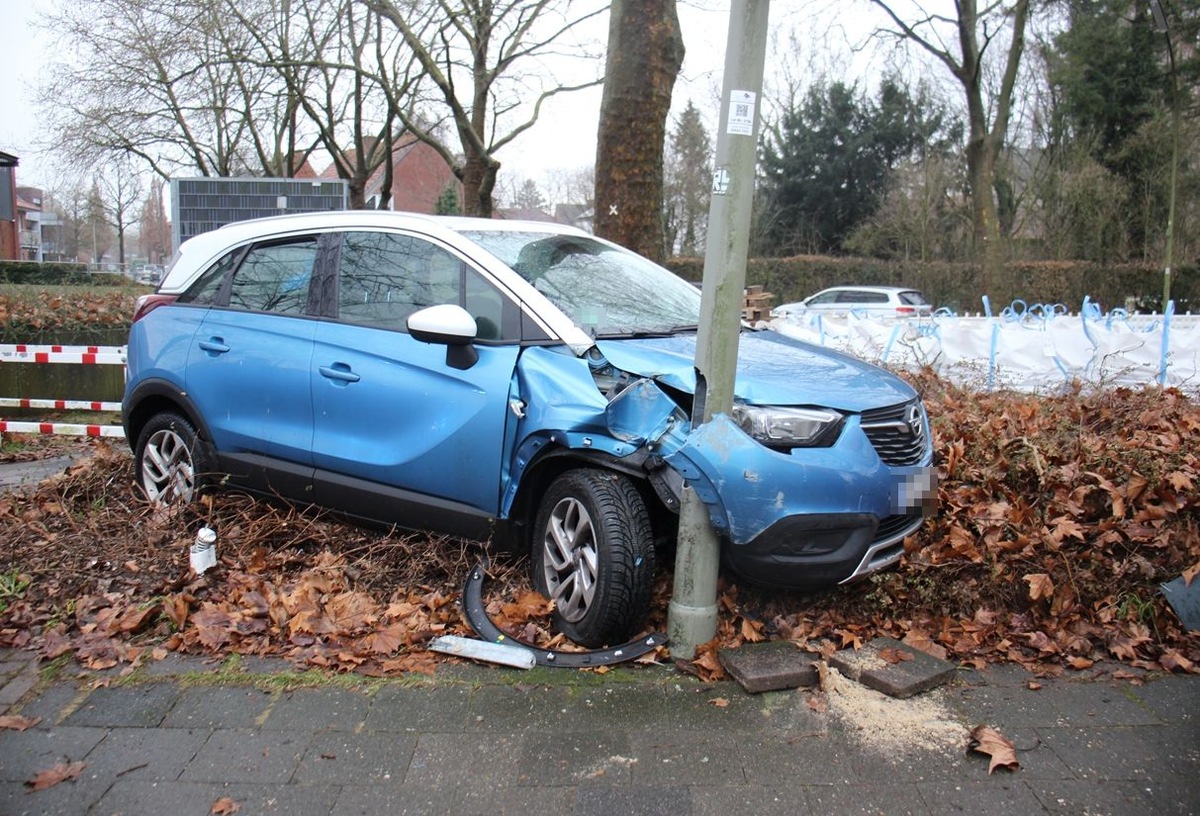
[663,256,1198,315]
[0,261,126,286]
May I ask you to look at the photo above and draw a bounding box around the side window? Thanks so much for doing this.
[809,291,838,305]
[178,248,242,305]
[227,239,319,315]
[337,232,450,330]
[337,231,518,340]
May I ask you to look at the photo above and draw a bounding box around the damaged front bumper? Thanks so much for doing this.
[597,378,937,589]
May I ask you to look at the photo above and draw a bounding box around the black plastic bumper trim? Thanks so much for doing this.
[461,561,667,668]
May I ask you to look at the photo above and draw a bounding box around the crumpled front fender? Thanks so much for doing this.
[502,347,691,517]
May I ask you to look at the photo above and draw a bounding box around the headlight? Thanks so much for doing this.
[731,404,844,449]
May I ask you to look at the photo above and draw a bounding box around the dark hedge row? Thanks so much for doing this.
[0,261,127,287]
[664,256,1199,315]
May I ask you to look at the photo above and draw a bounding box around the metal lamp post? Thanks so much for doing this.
[1149,0,1180,312]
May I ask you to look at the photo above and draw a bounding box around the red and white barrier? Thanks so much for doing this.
[0,420,124,438]
[0,344,126,366]
[1,344,126,438]
[0,398,123,412]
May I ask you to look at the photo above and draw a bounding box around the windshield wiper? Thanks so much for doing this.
[597,325,699,339]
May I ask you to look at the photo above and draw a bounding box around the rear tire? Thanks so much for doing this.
[134,411,212,504]
[532,468,654,647]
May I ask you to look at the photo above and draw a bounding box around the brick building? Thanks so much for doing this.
[0,150,18,260]
[321,137,460,213]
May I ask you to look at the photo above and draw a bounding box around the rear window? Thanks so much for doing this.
[899,291,929,306]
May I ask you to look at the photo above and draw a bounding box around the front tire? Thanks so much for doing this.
[134,411,212,504]
[532,468,654,647]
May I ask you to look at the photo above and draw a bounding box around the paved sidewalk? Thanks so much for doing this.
[0,648,1196,816]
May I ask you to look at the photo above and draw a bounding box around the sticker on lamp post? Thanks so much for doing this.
[726,90,757,135]
[712,166,731,196]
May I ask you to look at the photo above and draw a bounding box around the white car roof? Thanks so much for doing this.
[159,210,597,353]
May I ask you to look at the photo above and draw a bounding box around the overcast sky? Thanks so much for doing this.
[0,1,882,197]
[0,0,50,185]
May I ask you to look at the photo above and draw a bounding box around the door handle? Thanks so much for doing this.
[319,363,361,384]
[198,337,230,354]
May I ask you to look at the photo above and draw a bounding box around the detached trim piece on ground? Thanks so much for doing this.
[460,561,668,668]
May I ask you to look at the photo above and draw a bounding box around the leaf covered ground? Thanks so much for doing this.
[1,375,1197,679]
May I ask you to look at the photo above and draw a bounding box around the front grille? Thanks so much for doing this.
[861,400,928,466]
[875,513,921,542]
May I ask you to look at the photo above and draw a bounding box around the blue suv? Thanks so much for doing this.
[122,212,935,647]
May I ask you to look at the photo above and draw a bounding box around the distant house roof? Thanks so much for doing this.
[553,203,593,230]
[291,158,319,178]
[15,191,41,211]
[496,208,557,222]
[16,186,42,206]
[0,150,17,168]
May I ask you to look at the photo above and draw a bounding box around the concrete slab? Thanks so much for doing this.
[829,637,956,699]
[719,640,820,693]
[0,455,79,492]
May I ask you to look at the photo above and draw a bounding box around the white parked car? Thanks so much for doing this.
[772,286,933,319]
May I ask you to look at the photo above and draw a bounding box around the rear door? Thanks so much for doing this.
[309,230,522,532]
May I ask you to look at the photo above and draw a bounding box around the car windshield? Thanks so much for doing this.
[460,230,701,337]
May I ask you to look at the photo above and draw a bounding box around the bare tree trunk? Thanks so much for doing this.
[594,0,685,262]
[869,0,1029,294]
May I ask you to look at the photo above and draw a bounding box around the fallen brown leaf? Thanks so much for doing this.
[0,714,40,731]
[968,725,1020,774]
[879,647,914,664]
[211,796,240,814]
[25,761,85,791]
[1023,573,1055,601]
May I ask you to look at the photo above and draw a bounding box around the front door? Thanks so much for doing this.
[309,230,522,531]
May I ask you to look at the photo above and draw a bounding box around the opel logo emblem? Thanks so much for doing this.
[906,404,924,442]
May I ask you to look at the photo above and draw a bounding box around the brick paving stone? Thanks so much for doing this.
[1029,776,1200,816]
[1127,673,1200,724]
[61,682,182,728]
[738,731,861,786]
[719,640,820,693]
[514,729,636,785]
[573,783,690,816]
[806,781,934,815]
[296,731,417,785]
[692,783,818,815]
[954,678,1167,729]
[266,687,373,732]
[10,681,84,725]
[455,782,577,815]
[404,732,524,787]
[626,731,745,786]
[330,782,459,816]
[93,780,343,816]
[0,667,39,710]
[363,684,475,733]
[180,728,310,784]
[160,685,278,730]
[0,726,108,781]
[1036,723,1200,780]
[829,637,957,699]
[79,726,210,782]
[916,778,1046,815]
